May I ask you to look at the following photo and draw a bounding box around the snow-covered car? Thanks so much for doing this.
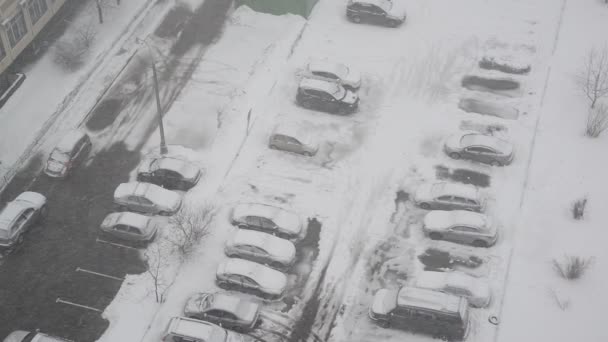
[0,192,47,251]
[296,77,359,114]
[113,182,181,216]
[225,230,297,269]
[268,124,319,157]
[306,60,361,90]
[346,0,407,28]
[369,286,469,340]
[423,210,498,247]
[414,182,486,212]
[216,258,288,299]
[184,291,261,332]
[444,132,514,166]
[161,316,245,342]
[136,156,202,190]
[44,130,91,178]
[413,271,492,308]
[100,212,159,243]
[230,203,307,242]
[3,330,72,342]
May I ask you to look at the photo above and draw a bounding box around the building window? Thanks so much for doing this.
[6,11,28,48]
[28,0,49,25]
[0,38,6,61]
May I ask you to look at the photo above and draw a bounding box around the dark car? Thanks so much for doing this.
[44,130,91,178]
[296,77,359,114]
[346,0,406,28]
[184,292,261,332]
[136,156,202,190]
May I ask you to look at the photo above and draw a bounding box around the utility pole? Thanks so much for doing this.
[152,62,168,155]
[96,0,103,24]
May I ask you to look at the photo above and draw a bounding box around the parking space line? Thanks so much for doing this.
[56,298,102,313]
[95,238,139,250]
[76,267,124,281]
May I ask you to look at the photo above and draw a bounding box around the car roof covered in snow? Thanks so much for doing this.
[230,230,295,256]
[219,258,286,288]
[431,182,480,199]
[114,212,151,228]
[232,203,301,234]
[206,292,258,319]
[299,77,341,93]
[415,271,475,291]
[114,182,152,198]
[424,210,488,230]
[308,60,348,78]
[55,130,87,153]
[353,0,392,10]
[397,287,463,314]
[272,123,314,145]
[460,133,511,153]
[166,317,226,342]
[0,202,26,232]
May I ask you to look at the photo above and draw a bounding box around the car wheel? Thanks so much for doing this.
[449,152,461,160]
[387,19,400,28]
[429,232,442,240]
[473,240,488,248]
[491,160,502,167]
[16,234,24,245]
[350,15,362,23]
[419,203,431,210]
[39,205,48,221]
[378,320,390,328]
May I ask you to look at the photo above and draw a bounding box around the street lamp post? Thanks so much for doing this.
[137,38,168,155]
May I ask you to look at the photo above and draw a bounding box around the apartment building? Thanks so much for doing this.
[0,0,67,86]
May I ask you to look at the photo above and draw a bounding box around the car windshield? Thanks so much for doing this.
[49,150,70,163]
[149,159,161,171]
[377,0,392,11]
[329,83,346,99]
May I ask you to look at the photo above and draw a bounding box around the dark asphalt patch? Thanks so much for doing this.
[435,165,491,188]
[461,75,520,92]
[85,98,126,131]
[479,57,531,75]
[458,98,519,120]
[0,142,145,341]
[171,0,234,56]
[0,153,43,203]
[154,4,193,39]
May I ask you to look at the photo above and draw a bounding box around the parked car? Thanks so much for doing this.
[100,212,159,243]
[423,210,498,247]
[113,182,181,215]
[414,271,492,308]
[444,132,514,166]
[216,258,288,299]
[306,60,361,90]
[0,192,47,251]
[44,130,91,178]
[184,291,261,332]
[369,286,470,341]
[230,203,307,242]
[161,316,244,342]
[414,182,486,212]
[268,124,319,157]
[136,156,202,190]
[3,330,72,342]
[225,230,297,269]
[346,0,406,28]
[296,77,359,114]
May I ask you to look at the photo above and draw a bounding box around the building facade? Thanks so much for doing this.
[0,0,67,76]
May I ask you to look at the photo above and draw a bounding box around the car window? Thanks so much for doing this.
[128,226,142,235]
[114,224,129,232]
[452,226,475,233]
[127,195,140,203]
[241,276,257,287]
[246,216,261,226]
[139,197,153,205]
[207,309,225,318]
[452,197,467,203]
[286,137,300,144]
[368,4,385,14]
[259,217,275,229]
[241,245,266,254]
[466,199,477,205]
[165,170,181,179]
[314,71,337,79]
[447,286,470,296]
[466,146,485,153]
[477,146,495,154]
[437,195,452,201]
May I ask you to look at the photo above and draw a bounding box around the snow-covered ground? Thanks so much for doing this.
[26,0,602,341]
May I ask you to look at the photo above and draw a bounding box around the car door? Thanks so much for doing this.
[463,146,489,163]
[113,224,130,239]
[259,217,278,234]
[435,195,454,210]
[272,134,290,151]
[285,136,304,154]
[126,195,143,211]
[203,309,226,326]
[451,196,470,210]
[127,226,143,240]
[20,208,36,232]
[367,4,388,24]
[476,146,498,164]
[138,197,157,213]
[448,226,472,243]
[241,276,258,291]
[245,216,262,230]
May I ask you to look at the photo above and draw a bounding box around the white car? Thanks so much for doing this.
[225,230,297,269]
[444,132,514,166]
[230,203,307,242]
[306,60,361,90]
[3,331,72,342]
[423,210,498,247]
[414,182,486,212]
[100,212,159,243]
[113,182,181,215]
[216,258,288,299]
[0,192,47,251]
[414,271,492,308]
[268,123,319,157]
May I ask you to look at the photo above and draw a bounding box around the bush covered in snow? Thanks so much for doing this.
[571,197,587,220]
[585,103,608,137]
[552,255,593,280]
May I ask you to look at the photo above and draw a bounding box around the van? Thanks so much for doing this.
[162,316,244,342]
[44,130,91,178]
[369,286,470,341]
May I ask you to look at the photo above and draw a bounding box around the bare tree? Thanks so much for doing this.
[586,102,608,137]
[552,255,593,280]
[166,204,214,259]
[75,23,97,49]
[144,242,171,303]
[576,47,608,109]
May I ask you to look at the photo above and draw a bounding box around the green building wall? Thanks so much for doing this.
[236,0,319,18]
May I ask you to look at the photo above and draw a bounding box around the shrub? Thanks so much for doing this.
[571,197,587,220]
[552,255,593,280]
[166,204,214,259]
[586,103,608,137]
